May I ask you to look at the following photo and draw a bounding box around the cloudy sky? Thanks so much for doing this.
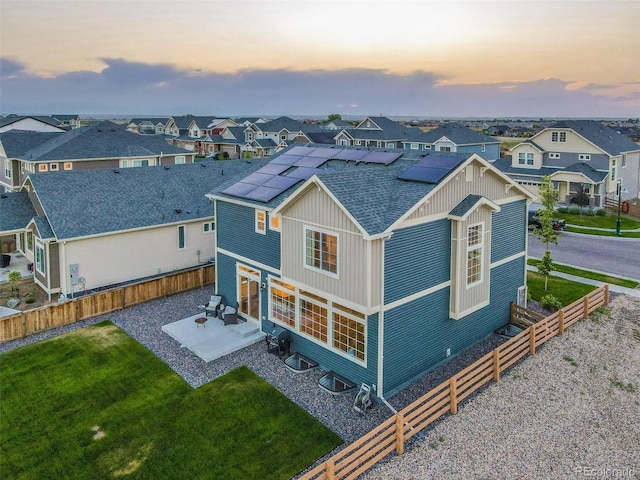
[1,0,638,118]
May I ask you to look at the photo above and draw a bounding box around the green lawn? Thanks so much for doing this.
[527,259,640,288]
[564,226,640,238]
[527,271,597,306]
[555,212,640,230]
[0,322,341,479]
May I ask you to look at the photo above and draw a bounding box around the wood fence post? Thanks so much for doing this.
[199,267,204,288]
[604,285,609,307]
[162,276,168,297]
[529,325,536,356]
[558,309,565,336]
[75,298,80,321]
[120,287,126,309]
[583,295,589,318]
[21,312,27,338]
[326,458,335,480]
[493,349,500,382]
[449,377,458,414]
[395,412,405,455]
[510,302,515,324]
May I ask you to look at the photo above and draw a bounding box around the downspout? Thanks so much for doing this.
[213,199,219,294]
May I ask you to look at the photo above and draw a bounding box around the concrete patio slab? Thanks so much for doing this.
[161,314,265,362]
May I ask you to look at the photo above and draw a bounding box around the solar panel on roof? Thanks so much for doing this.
[332,149,369,161]
[263,175,301,190]
[293,156,327,168]
[360,151,402,165]
[271,154,303,166]
[306,147,338,158]
[286,146,317,156]
[243,185,284,202]
[416,155,463,169]
[397,166,451,184]
[221,182,258,197]
[240,172,276,186]
[256,163,291,175]
[286,167,323,180]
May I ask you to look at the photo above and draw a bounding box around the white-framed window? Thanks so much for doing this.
[518,152,534,165]
[621,155,627,168]
[410,143,419,150]
[339,139,348,146]
[38,164,48,172]
[63,162,73,170]
[246,131,254,141]
[386,142,395,149]
[466,223,483,287]
[268,278,367,364]
[377,141,382,148]
[481,144,486,152]
[304,227,338,275]
[551,131,567,142]
[439,146,451,152]
[611,159,617,181]
[26,231,33,252]
[177,225,186,249]
[35,241,45,274]
[280,134,287,141]
[269,215,280,231]
[49,163,59,171]
[578,154,591,161]
[175,156,186,164]
[549,153,560,159]
[202,221,215,233]
[255,210,266,234]
[4,162,10,179]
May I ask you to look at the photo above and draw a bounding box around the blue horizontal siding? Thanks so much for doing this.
[384,219,451,304]
[491,199,527,263]
[382,255,524,396]
[216,200,280,269]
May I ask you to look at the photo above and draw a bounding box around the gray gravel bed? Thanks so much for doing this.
[363,295,640,480]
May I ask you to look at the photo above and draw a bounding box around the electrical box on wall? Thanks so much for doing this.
[69,264,79,285]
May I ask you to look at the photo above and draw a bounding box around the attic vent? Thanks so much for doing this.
[175,208,182,214]
[201,163,207,167]
[113,169,120,173]
[0,194,7,199]
[164,165,170,170]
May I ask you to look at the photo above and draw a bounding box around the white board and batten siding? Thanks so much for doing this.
[279,184,382,309]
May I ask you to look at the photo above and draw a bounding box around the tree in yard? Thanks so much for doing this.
[8,270,21,296]
[533,176,559,290]
[573,185,590,215]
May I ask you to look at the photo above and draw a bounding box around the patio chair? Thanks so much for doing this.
[221,303,239,326]
[1,254,10,268]
[205,295,223,317]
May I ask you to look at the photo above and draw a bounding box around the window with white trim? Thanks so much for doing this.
[578,154,591,161]
[518,152,534,165]
[26,232,33,252]
[175,156,186,164]
[4,162,10,179]
[202,221,215,233]
[305,228,337,275]
[35,242,45,274]
[177,225,186,249]
[439,146,451,152]
[300,291,328,343]
[466,224,483,286]
[621,155,627,168]
[332,304,365,361]
[38,164,48,172]
[386,142,395,148]
[339,139,348,146]
[64,162,73,170]
[481,144,486,152]
[270,279,296,327]
[611,159,616,181]
[410,143,419,150]
[269,215,280,231]
[551,131,567,142]
[255,210,266,234]
[549,153,560,159]
[50,163,59,171]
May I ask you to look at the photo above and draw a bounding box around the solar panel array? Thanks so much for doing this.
[221,146,403,203]
[397,155,463,184]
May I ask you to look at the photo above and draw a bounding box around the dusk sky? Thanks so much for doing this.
[1,0,639,118]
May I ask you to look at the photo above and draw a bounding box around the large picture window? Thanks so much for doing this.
[300,291,328,343]
[466,224,483,286]
[270,279,296,327]
[332,304,365,361]
[305,228,337,275]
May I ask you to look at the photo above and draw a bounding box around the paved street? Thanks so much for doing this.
[527,232,640,280]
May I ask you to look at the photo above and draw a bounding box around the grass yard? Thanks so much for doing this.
[526,259,640,288]
[563,226,640,238]
[527,271,597,307]
[0,322,341,479]
[554,212,640,230]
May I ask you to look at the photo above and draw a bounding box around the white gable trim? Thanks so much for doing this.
[448,197,500,222]
[355,117,382,131]
[530,127,609,156]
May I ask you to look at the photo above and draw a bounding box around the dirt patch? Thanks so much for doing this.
[0,278,52,311]
[73,324,125,348]
[111,444,152,477]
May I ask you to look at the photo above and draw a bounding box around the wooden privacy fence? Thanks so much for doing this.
[0,265,215,342]
[301,285,609,480]
[605,197,640,218]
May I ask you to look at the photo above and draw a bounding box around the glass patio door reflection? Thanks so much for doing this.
[237,264,260,322]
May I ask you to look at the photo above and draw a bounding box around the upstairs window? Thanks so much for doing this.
[621,155,627,168]
[578,154,591,161]
[549,153,560,159]
[551,131,567,142]
[175,156,186,164]
[38,164,48,172]
[466,224,483,287]
[64,162,73,170]
[177,225,186,249]
[35,242,45,274]
[518,152,534,165]
[305,228,338,275]
[203,221,215,233]
[255,210,266,234]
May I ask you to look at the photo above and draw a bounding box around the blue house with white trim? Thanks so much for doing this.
[208,144,534,399]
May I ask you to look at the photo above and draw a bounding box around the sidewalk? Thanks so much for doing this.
[526,264,640,298]
[565,223,640,233]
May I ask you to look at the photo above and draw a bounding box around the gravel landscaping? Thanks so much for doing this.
[3,289,636,479]
[363,294,640,480]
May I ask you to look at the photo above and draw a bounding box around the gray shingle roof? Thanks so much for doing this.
[422,123,498,145]
[32,216,54,239]
[0,131,61,157]
[28,159,265,240]
[0,191,36,232]
[0,115,62,129]
[171,116,216,129]
[449,194,484,218]
[547,120,640,155]
[6,122,191,161]
[563,162,609,182]
[258,116,304,133]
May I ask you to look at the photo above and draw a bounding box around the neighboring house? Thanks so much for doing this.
[235,117,268,127]
[128,117,171,135]
[0,121,194,192]
[494,120,640,206]
[208,144,534,398]
[52,115,80,129]
[404,123,501,160]
[334,116,415,150]
[0,115,66,133]
[0,159,264,299]
[323,119,353,130]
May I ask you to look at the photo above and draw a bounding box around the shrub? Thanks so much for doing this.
[557,206,569,213]
[586,208,596,216]
[540,294,562,312]
[568,206,581,215]
[26,295,35,304]
[596,209,607,217]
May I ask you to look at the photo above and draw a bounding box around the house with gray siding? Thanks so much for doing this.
[403,122,501,160]
[209,144,534,399]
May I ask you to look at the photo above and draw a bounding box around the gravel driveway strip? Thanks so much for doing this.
[363,295,640,480]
